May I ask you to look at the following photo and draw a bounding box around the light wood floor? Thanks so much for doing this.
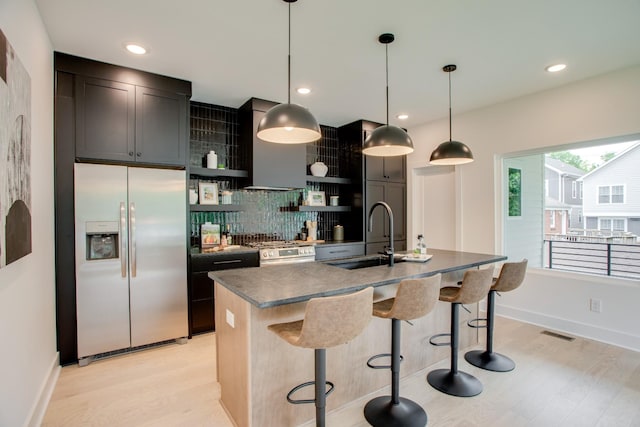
[42,317,640,427]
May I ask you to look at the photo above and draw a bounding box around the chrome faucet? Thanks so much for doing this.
[368,201,394,266]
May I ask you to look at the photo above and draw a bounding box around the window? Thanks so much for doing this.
[599,185,625,203]
[612,185,624,203]
[599,218,626,231]
[504,138,639,279]
[579,182,583,199]
[598,186,610,203]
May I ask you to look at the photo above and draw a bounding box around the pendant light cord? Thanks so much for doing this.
[287,1,291,104]
[448,70,452,141]
[385,43,389,126]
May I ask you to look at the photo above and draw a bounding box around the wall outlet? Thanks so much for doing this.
[226,309,235,328]
[590,298,602,313]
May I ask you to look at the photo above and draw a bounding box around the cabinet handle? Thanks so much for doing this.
[329,249,350,254]
[213,259,243,265]
[120,202,127,278]
[128,151,134,157]
[136,152,142,157]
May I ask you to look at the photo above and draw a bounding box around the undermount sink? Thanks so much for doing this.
[326,255,405,270]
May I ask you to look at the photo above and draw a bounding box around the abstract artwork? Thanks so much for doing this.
[0,28,32,268]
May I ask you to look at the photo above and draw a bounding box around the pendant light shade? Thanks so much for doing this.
[257,0,321,144]
[429,64,474,165]
[362,33,414,157]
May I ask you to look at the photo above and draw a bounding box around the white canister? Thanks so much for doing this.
[206,151,218,169]
[189,189,198,204]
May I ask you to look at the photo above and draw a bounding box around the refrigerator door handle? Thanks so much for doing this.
[130,202,137,278]
[120,202,127,278]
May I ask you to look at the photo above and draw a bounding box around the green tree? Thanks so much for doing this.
[600,152,615,163]
[549,151,593,171]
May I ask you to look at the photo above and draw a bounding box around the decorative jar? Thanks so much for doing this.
[310,161,328,177]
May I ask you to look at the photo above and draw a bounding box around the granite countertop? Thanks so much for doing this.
[209,248,507,308]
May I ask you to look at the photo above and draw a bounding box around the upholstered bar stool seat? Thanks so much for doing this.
[427,268,494,397]
[268,287,374,427]
[465,259,528,372]
[364,274,442,427]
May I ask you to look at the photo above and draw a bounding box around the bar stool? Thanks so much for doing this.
[364,274,441,427]
[427,268,494,397]
[268,287,373,427]
[465,259,528,372]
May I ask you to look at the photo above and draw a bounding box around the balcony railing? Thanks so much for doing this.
[544,239,640,279]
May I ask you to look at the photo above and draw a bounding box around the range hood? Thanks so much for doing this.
[239,98,308,190]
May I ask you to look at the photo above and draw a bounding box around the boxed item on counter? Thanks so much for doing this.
[201,223,221,250]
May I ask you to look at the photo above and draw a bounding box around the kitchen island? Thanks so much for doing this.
[210,249,506,427]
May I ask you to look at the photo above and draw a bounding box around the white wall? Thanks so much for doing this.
[0,1,58,426]
[408,65,640,351]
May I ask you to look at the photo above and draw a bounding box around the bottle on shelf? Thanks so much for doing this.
[206,150,218,169]
[225,224,233,245]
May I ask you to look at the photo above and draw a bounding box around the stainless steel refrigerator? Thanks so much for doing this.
[74,163,188,364]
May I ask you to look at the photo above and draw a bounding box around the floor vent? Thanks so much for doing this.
[541,330,575,342]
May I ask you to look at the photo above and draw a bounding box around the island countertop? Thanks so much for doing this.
[209,248,507,308]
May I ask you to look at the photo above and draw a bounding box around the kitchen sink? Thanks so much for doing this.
[326,255,405,270]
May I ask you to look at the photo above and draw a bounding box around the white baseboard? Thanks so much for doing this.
[26,352,60,427]
[496,305,640,353]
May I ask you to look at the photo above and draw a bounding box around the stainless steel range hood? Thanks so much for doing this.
[239,98,308,190]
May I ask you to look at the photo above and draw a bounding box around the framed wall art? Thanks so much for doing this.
[198,182,219,205]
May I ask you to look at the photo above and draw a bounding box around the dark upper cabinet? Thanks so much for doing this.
[57,52,191,168]
[75,76,135,162]
[365,155,406,182]
[135,86,187,165]
[75,77,187,166]
[239,98,307,189]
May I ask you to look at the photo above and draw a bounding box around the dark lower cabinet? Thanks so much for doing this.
[189,251,259,335]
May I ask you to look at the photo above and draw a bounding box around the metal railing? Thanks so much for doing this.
[544,240,640,279]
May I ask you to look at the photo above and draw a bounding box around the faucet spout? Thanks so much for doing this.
[367,201,394,266]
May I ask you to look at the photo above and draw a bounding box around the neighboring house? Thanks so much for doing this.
[579,142,640,236]
[544,156,585,234]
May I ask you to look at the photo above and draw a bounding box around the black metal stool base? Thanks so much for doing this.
[364,396,427,427]
[427,369,482,397]
[464,350,515,372]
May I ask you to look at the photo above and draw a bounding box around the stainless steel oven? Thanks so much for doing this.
[248,242,316,266]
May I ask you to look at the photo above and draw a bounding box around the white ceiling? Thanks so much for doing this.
[36,0,640,129]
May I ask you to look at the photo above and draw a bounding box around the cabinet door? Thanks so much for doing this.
[135,86,187,166]
[365,156,406,182]
[386,182,406,241]
[383,157,406,182]
[365,156,385,181]
[365,181,387,242]
[75,76,135,162]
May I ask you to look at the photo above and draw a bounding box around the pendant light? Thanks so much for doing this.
[362,33,414,157]
[256,0,321,144]
[429,64,474,165]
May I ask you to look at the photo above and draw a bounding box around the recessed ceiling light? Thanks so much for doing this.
[396,113,409,120]
[545,63,566,73]
[296,87,311,95]
[125,44,147,55]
